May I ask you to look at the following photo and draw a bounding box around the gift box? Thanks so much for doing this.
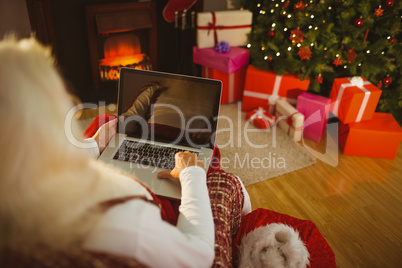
[339,113,402,159]
[194,46,249,104]
[196,10,252,49]
[242,65,310,113]
[275,99,305,142]
[330,76,382,124]
[245,107,276,129]
[202,65,246,104]
[297,92,331,143]
[193,46,249,74]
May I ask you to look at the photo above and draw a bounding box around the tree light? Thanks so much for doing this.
[276,52,281,56]
[288,47,292,51]
[247,44,251,48]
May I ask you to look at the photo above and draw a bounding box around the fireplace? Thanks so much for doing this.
[86,1,157,88]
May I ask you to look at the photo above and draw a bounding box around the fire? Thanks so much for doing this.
[99,33,151,81]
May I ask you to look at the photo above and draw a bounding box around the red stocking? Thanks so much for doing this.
[163,0,198,22]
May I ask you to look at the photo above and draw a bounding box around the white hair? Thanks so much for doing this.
[0,35,135,249]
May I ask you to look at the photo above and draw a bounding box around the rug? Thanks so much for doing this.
[76,103,316,186]
[215,103,316,186]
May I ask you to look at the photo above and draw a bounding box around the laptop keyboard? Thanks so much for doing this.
[113,140,198,170]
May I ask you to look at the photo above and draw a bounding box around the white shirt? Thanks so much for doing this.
[83,166,215,268]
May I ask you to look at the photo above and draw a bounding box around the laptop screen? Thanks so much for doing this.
[117,68,222,150]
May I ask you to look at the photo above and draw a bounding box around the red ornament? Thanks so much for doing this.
[294,1,307,12]
[354,18,364,27]
[391,37,396,44]
[347,49,357,63]
[333,57,343,67]
[385,0,394,7]
[315,74,323,84]
[297,46,312,61]
[377,80,383,88]
[289,27,305,44]
[268,30,275,37]
[374,7,384,17]
[382,76,392,85]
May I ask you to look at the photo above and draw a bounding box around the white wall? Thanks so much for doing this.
[0,0,31,38]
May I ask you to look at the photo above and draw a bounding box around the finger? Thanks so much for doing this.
[157,170,174,179]
[175,151,184,158]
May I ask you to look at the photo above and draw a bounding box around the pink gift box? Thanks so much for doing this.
[193,46,249,74]
[297,92,331,143]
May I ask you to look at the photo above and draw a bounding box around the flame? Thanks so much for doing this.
[100,54,145,67]
[99,33,151,81]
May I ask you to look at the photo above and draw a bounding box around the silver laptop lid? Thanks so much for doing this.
[117,68,222,150]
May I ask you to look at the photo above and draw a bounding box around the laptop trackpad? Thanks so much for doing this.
[128,166,182,200]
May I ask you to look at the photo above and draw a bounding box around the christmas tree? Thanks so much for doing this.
[241,0,401,123]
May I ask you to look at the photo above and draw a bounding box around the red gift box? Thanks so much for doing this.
[330,76,382,124]
[194,46,249,104]
[339,113,402,159]
[201,65,247,104]
[241,65,310,113]
[245,107,276,129]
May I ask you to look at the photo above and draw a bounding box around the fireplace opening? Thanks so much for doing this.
[99,33,151,81]
[86,2,157,88]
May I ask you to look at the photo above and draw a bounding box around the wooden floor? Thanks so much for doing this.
[246,136,402,267]
[79,106,401,267]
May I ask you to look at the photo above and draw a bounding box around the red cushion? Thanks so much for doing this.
[232,208,336,268]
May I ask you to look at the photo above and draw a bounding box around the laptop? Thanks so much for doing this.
[98,67,222,199]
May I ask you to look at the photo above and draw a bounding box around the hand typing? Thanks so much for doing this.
[157,151,204,180]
